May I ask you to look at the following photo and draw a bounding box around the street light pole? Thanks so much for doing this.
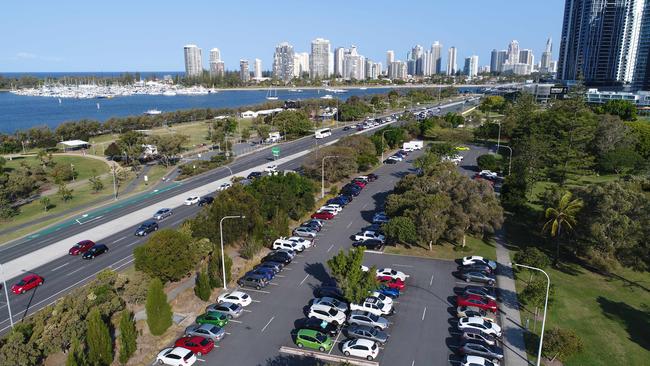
[0,263,14,329]
[496,121,502,152]
[513,263,550,366]
[321,155,340,198]
[497,145,513,175]
[219,215,245,290]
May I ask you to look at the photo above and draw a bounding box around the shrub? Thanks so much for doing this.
[145,278,172,336]
[86,308,113,366]
[476,154,501,172]
[207,251,232,288]
[194,270,212,301]
[118,311,137,364]
[134,229,197,282]
[382,217,417,245]
[514,247,550,270]
[543,327,584,361]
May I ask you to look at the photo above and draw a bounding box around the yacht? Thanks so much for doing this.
[266,86,279,100]
[359,87,368,90]
[144,109,162,115]
[162,90,177,96]
[321,94,333,100]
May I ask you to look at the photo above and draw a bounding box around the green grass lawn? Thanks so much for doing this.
[131,165,172,193]
[384,236,497,261]
[3,155,110,180]
[528,173,621,210]
[147,121,211,149]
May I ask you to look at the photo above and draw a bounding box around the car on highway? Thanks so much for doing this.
[217,182,232,191]
[462,256,498,270]
[460,355,499,366]
[461,328,497,346]
[295,329,334,352]
[458,316,502,338]
[174,336,214,356]
[264,165,277,173]
[184,324,225,342]
[184,196,200,205]
[134,220,159,236]
[342,338,379,361]
[314,286,347,303]
[377,276,405,290]
[352,239,384,250]
[463,286,497,301]
[313,296,349,313]
[196,311,229,327]
[247,171,262,180]
[82,244,109,259]
[246,267,275,281]
[11,274,44,294]
[261,251,292,264]
[298,318,340,337]
[308,304,347,325]
[153,208,173,220]
[156,347,197,366]
[68,240,95,255]
[198,196,214,206]
[206,301,243,319]
[459,340,504,362]
[237,273,269,290]
[353,230,385,242]
[457,294,497,313]
[350,296,393,316]
[376,267,408,281]
[217,291,252,307]
[348,310,389,330]
[255,261,284,273]
[345,324,389,344]
[459,271,496,286]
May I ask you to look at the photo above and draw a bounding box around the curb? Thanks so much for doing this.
[279,346,379,366]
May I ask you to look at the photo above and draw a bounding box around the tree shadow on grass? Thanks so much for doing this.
[597,296,650,351]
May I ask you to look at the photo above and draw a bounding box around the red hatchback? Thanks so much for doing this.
[456,294,498,313]
[352,180,366,188]
[68,240,95,255]
[11,274,44,294]
[174,336,214,356]
[311,211,335,220]
[377,276,405,290]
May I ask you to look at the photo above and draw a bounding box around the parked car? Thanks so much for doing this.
[345,324,389,344]
[153,208,173,220]
[348,310,389,330]
[174,336,214,356]
[456,306,490,319]
[350,296,393,316]
[372,213,389,224]
[462,256,497,270]
[247,171,262,179]
[134,220,159,236]
[298,317,340,337]
[314,286,347,303]
[352,180,366,189]
[459,263,494,274]
[321,203,343,212]
[68,240,95,255]
[272,239,303,253]
[460,355,499,366]
[184,196,200,205]
[461,328,497,346]
[184,324,225,342]
[457,294,498,313]
[11,274,44,294]
[255,261,284,273]
[246,267,275,281]
[367,173,378,181]
[287,236,312,249]
[459,271,496,286]
[463,286,497,301]
[313,297,349,313]
[458,316,502,337]
[217,291,252,307]
[156,347,197,366]
[327,197,348,207]
[82,244,109,259]
[308,304,346,325]
[376,267,408,281]
[377,276,405,290]
[206,302,243,319]
[273,248,296,259]
[342,338,379,360]
[295,329,334,352]
[459,340,504,362]
[196,311,229,327]
[352,239,384,250]
[293,226,319,238]
[479,170,498,179]
[198,196,214,206]
[383,157,398,164]
[353,231,385,242]
[311,211,335,220]
[262,251,292,264]
[389,155,404,161]
[303,218,324,229]
[368,291,394,308]
[375,285,400,299]
[237,274,269,290]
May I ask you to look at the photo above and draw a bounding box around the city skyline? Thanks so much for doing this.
[0,0,564,72]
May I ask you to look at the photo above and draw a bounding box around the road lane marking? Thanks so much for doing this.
[127,241,138,247]
[430,275,434,286]
[422,307,427,321]
[229,319,242,323]
[411,360,415,366]
[261,316,275,332]
[391,264,414,268]
[346,221,353,228]
[67,266,86,276]
[362,203,369,209]
[51,262,69,272]
[112,236,127,243]
[327,244,334,253]
[170,219,185,226]
[299,274,310,285]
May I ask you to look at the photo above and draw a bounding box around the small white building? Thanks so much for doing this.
[59,140,89,151]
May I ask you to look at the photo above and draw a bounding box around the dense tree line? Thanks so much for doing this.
[302,135,379,184]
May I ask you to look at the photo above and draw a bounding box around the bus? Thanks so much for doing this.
[314,128,332,139]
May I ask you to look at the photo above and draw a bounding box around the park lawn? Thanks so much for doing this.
[147,121,210,149]
[515,262,650,366]
[527,173,621,210]
[130,164,172,193]
[384,236,497,261]
[3,155,109,180]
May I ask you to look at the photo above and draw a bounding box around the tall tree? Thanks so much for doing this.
[118,310,137,365]
[86,307,113,366]
[145,278,172,336]
[194,269,212,301]
[327,248,378,304]
[542,191,583,266]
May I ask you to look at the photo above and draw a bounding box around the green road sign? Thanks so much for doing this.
[271,147,280,157]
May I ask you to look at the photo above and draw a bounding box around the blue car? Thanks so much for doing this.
[376,285,400,299]
[327,197,348,207]
[247,267,275,281]
[337,195,352,204]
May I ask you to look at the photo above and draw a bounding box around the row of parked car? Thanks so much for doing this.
[453,256,505,366]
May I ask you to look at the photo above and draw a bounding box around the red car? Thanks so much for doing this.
[377,276,405,290]
[311,211,335,220]
[68,240,96,255]
[456,294,498,313]
[352,180,366,188]
[11,274,44,294]
[174,336,214,356]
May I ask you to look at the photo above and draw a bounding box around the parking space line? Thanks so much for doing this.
[329,331,343,355]
[243,288,271,294]
[276,275,286,278]
[261,316,275,332]
[346,221,353,228]
[430,274,434,286]
[362,203,369,209]
[225,332,232,335]
[391,263,414,268]
[327,244,334,252]
[411,360,415,366]
[229,319,242,323]
[243,309,253,313]
[299,274,310,285]
[196,358,206,362]
[422,307,427,320]
[251,299,261,303]
[269,282,279,286]
[284,267,293,270]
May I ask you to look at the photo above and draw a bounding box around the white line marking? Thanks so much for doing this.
[51,262,69,272]
[66,266,86,276]
[242,309,253,313]
[251,300,261,303]
[276,275,286,278]
[299,274,310,285]
[422,307,427,321]
[229,319,242,323]
[112,236,127,243]
[327,244,334,253]
[329,331,343,355]
[170,219,185,226]
[269,282,279,286]
[411,360,415,366]
[430,275,434,287]
[261,316,275,332]
[127,241,138,247]
[225,332,232,335]
[244,288,271,294]
[391,264,414,268]
[362,203,369,209]
[346,221,353,228]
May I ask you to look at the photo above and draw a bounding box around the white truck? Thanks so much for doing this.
[265,132,281,143]
[403,140,424,151]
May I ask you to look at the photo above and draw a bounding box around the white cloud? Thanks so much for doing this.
[13,52,62,62]
[16,52,37,59]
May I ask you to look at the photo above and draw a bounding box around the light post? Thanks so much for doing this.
[321,155,339,198]
[0,263,14,329]
[223,165,233,177]
[497,144,513,176]
[496,121,502,152]
[219,215,245,290]
[71,163,75,182]
[513,263,550,366]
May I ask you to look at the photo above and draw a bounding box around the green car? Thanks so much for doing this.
[196,311,229,327]
[296,329,334,352]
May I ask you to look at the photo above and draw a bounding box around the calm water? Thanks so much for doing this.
[0,86,480,134]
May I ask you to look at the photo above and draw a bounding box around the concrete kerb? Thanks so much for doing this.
[279,346,379,366]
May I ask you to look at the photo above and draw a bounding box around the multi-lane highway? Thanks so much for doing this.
[0,97,479,334]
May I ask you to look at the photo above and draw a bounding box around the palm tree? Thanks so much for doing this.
[542,191,583,266]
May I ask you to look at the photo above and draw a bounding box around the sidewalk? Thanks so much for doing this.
[495,230,531,366]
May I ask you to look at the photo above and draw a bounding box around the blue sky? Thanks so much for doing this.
[0,0,565,72]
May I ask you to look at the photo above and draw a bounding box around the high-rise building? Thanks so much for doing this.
[209,48,224,77]
[519,49,535,73]
[254,58,263,80]
[633,2,650,90]
[558,0,648,86]
[389,60,407,80]
[310,38,330,79]
[293,52,309,78]
[447,47,458,75]
[411,45,424,75]
[540,38,553,73]
[431,42,442,74]
[328,51,334,76]
[507,40,520,65]
[184,44,203,77]
[239,59,250,82]
[464,55,479,78]
[272,42,295,82]
[334,47,346,78]
[343,45,364,80]
[386,50,395,67]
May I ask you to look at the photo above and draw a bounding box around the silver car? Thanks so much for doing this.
[313,296,349,313]
[345,324,389,344]
[153,208,173,220]
[206,302,243,319]
[293,227,317,238]
[184,324,225,342]
[348,310,389,330]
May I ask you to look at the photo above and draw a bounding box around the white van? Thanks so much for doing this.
[315,128,332,139]
[265,132,281,143]
[403,140,424,151]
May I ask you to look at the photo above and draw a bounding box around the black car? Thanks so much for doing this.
[262,252,292,264]
[352,239,383,250]
[198,196,214,206]
[255,261,284,274]
[459,271,496,286]
[247,171,262,180]
[237,274,268,290]
[343,126,352,131]
[459,340,504,362]
[82,244,109,259]
[298,317,340,337]
[383,158,397,164]
[314,286,347,303]
[135,220,159,236]
[464,286,498,301]
[301,222,322,232]
[367,173,378,182]
[365,223,384,234]
[459,263,493,274]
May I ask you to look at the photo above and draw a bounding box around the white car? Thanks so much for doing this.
[342,338,379,361]
[217,183,231,191]
[287,236,312,249]
[390,155,404,161]
[317,206,339,215]
[361,265,369,272]
[458,316,502,338]
[321,204,343,212]
[308,303,347,325]
[376,267,409,282]
[264,165,277,173]
[354,231,385,243]
[350,296,393,316]
[461,355,499,366]
[462,256,498,270]
[479,170,498,179]
[184,196,200,205]
[313,296,349,313]
[218,290,252,307]
[156,347,197,366]
[272,239,303,252]
[369,291,394,307]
